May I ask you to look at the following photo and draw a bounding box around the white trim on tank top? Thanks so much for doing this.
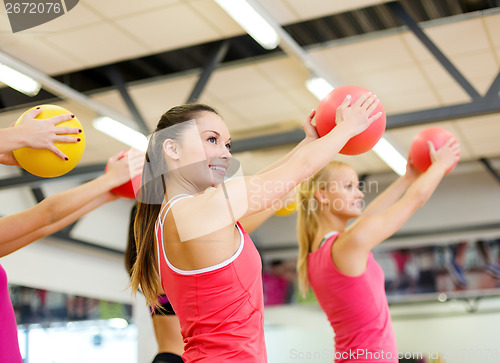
[319,231,339,248]
[155,194,193,283]
[156,195,245,276]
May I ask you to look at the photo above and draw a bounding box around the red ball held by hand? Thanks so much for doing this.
[409,127,459,174]
[315,85,386,155]
[105,150,142,199]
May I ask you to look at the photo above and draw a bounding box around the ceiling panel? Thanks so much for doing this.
[385,120,473,161]
[255,57,309,89]
[113,3,221,54]
[255,0,299,24]
[128,76,199,130]
[0,2,101,40]
[424,17,491,57]
[310,35,417,78]
[284,0,384,22]
[199,95,252,133]
[348,66,436,113]
[187,0,245,38]
[84,0,181,19]
[454,114,500,158]
[224,90,303,128]
[452,51,499,94]
[42,22,149,68]
[205,64,279,100]
[431,82,472,105]
[1,38,84,75]
[484,13,500,48]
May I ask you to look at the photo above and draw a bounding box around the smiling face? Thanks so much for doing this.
[170,111,232,190]
[317,165,365,218]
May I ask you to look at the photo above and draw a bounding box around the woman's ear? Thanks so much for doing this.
[163,139,180,160]
[314,188,328,206]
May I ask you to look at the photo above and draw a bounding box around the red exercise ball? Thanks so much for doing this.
[409,127,458,174]
[105,150,142,199]
[315,85,386,155]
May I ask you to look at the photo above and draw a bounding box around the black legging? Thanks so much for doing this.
[152,352,184,363]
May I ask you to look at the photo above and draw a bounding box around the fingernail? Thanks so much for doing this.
[36,107,40,109]
[78,129,82,133]
[65,157,69,161]
[71,115,75,118]
[77,138,81,142]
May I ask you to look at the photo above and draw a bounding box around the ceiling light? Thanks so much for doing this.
[372,137,407,176]
[0,63,41,96]
[305,76,334,100]
[93,117,148,152]
[214,0,279,50]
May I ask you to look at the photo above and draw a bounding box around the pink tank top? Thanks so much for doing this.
[0,265,23,363]
[308,233,398,363]
[155,195,267,363]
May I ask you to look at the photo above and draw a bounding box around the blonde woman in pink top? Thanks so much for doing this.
[296,142,459,362]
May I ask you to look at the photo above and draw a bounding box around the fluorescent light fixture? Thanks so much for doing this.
[0,63,41,96]
[306,76,334,100]
[93,116,148,152]
[214,0,279,50]
[372,137,407,176]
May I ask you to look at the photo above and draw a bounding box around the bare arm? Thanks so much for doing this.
[239,111,317,233]
[360,160,420,217]
[172,94,382,241]
[0,150,144,249]
[0,193,116,257]
[334,139,460,275]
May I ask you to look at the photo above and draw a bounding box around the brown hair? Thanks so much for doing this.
[130,104,218,307]
[296,161,349,297]
[124,203,138,277]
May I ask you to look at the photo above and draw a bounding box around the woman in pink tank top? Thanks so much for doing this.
[296,142,460,362]
[130,96,382,362]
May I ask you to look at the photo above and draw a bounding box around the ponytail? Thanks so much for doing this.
[296,161,348,297]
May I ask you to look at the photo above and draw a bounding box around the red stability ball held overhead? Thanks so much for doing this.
[409,127,459,174]
[105,150,142,199]
[315,85,386,155]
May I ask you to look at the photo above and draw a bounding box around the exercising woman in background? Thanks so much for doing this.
[296,140,459,362]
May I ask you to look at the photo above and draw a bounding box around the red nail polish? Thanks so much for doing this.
[65,157,69,161]
[77,138,81,142]
[36,107,40,109]
[78,129,82,133]
[71,115,75,118]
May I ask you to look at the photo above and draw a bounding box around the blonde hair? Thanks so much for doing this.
[296,161,349,297]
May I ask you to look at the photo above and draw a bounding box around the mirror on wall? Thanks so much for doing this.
[261,238,500,307]
[9,284,137,363]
